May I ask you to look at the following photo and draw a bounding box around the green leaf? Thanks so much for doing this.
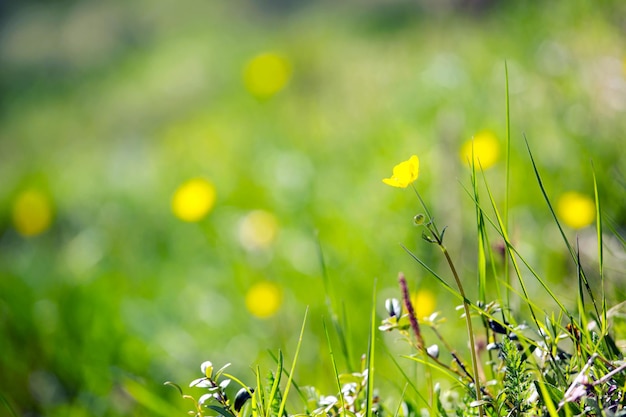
[206,405,237,417]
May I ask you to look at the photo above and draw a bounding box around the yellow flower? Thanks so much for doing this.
[557,191,595,229]
[245,281,282,318]
[171,178,216,222]
[12,189,53,237]
[238,210,279,251]
[382,155,420,188]
[243,52,292,99]
[460,130,500,169]
[410,289,436,320]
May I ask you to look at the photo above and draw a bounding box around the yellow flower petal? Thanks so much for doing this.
[171,178,216,222]
[460,131,500,169]
[12,189,53,237]
[557,191,595,229]
[382,155,420,188]
[245,281,282,318]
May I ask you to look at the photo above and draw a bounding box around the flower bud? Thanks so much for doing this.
[426,344,439,359]
[413,214,426,226]
[234,387,254,412]
[385,298,402,318]
[201,361,213,379]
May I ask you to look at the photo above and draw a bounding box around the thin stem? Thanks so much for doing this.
[411,185,484,416]
[440,245,484,416]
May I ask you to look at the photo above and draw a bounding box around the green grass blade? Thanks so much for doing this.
[400,244,462,302]
[277,307,308,417]
[461,173,570,318]
[591,162,607,330]
[124,378,184,417]
[267,351,308,409]
[365,279,377,417]
[323,319,347,417]
[605,217,626,249]
[524,138,600,319]
[206,405,237,417]
[265,351,283,417]
[381,343,429,410]
[254,365,264,417]
[317,234,353,370]
[469,151,488,304]
[504,61,512,310]
[534,380,559,417]
[0,392,19,417]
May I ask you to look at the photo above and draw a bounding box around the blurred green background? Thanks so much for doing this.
[1,0,625,415]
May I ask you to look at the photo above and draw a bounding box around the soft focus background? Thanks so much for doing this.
[1,1,625,416]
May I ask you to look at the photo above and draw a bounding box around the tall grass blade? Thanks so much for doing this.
[381,343,429,409]
[365,279,377,417]
[591,162,607,330]
[504,60,512,311]
[524,138,600,319]
[323,319,347,417]
[277,307,308,417]
[254,365,263,417]
[265,351,283,417]
[470,153,488,304]
[316,233,352,370]
[267,352,308,409]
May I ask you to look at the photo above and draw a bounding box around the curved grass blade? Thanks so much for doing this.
[524,138,600,319]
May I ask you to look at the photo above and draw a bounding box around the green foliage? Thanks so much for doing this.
[2,1,626,417]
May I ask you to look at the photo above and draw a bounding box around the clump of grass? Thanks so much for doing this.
[167,73,626,417]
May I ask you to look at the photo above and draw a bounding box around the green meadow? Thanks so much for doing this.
[1,1,625,416]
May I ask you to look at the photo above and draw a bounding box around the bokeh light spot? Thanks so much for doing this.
[237,210,279,251]
[171,178,216,222]
[410,289,436,320]
[245,281,282,318]
[243,52,292,99]
[557,191,595,229]
[12,189,53,237]
[460,130,500,169]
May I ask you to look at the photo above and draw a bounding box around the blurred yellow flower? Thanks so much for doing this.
[410,289,436,319]
[460,130,500,169]
[238,210,278,251]
[245,281,282,318]
[243,52,292,99]
[171,178,216,222]
[382,155,420,188]
[557,191,595,229]
[12,189,53,237]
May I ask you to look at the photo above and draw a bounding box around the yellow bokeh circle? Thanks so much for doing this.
[12,189,53,237]
[460,130,500,170]
[171,178,216,222]
[245,281,282,319]
[410,289,436,320]
[243,52,292,99]
[557,191,595,229]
